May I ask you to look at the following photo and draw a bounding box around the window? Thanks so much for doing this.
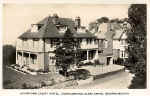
[94,39,98,44]
[121,51,124,58]
[98,50,103,54]
[31,54,37,64]
[89,39,92,44]
[33,38,39,48]
[121,40,123,45]
[137,35,144,41]
[22,38,27,45]
[104,40,108,48]
[120,50,128,58]
[86,39,89,44]
[50,56,55,65]
[50,40,54,48]
[120,40,127,46]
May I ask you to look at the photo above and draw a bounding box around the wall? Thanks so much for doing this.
[113,40,120,49]
[16,38,44,52]
[113,49,120,60]
[80,38,98,49]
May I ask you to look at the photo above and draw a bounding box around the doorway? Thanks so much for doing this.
[107,57,112,65]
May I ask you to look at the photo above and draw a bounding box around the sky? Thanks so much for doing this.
[3,4,129,45]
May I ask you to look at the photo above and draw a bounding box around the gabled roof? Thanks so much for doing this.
[113,29,123,39]
[93,23,115,39]
[74,30,95,38]
[19,16,95,39]
[113,28,127,40]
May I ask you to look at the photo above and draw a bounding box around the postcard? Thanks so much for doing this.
[0,0,149,96]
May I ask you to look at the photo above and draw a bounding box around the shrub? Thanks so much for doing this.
[27,68,37,72]
[3,45,16,67]
[37,69,49,73]
[22,83,30,89]
[84,61,94,66]
[22,83,41,89]
[54,75,66,83]
[68,69,91,80]
[65,80,78,87]
[41,79,55,87]
[116,58,124,65]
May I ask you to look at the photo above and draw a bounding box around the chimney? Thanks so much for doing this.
[75,16,81,28]
[52,13,59,25]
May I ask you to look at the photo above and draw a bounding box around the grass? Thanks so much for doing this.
[3,66,59,89]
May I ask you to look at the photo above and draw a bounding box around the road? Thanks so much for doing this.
[66,70,133,89]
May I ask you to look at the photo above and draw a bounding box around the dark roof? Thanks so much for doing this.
[19,16,95,39]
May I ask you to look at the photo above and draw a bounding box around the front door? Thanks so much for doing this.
[107,57,111,65]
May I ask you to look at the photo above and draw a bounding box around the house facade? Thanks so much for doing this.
[91,20,130,65]
[112,21,131,63]
[16,14,99,72]
[93,22,114,65]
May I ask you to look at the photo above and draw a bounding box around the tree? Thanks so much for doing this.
[97,17,109,23]
[3,45,16,67]
[126,4,146,88]
[88,17,109,31]
[55,29,76,77]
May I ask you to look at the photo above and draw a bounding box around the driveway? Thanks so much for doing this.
[66,70,133,89]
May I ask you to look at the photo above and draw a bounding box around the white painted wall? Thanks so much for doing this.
[80,39,98,49]
[16,38,44,52]
[31,24,38,32]
[113,40,120,49]
[113,31,128,59]
[98,23,108,33]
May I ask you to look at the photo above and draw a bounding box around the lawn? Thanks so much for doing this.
[3,66,58,89]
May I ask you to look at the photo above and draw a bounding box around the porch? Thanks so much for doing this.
[79,49,99,63]
[16,51,38,70]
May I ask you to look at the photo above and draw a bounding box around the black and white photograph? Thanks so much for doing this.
[2,4,147,90]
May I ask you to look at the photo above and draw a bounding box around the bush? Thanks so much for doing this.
[37,69,49,73]
[22,83,30,89]
[115,58,124,65]
[27,68,37,72]
[84,61,94,66]
[59,70,69,77]
[22,82,41,89]
[94,60,99,64]
[77,62,84,67]
[129,75,146,89]
[54,75,66,83]
[65,80,78,87]
[41,79,55,87]
[68,69,91,80]
[3,45,16,67]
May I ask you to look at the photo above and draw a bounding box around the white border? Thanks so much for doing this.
[1,0,147,4]
[0,0,149,96]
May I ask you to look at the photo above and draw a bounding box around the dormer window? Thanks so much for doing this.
[56,25,68,33]
[52,13,59,25]
[77,27,86,33]
[31,24,43,32]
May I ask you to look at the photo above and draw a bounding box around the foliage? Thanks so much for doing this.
[97,17,109,23]
[68,69,91,80]
[126,4,146,89]
[41,79,55,87]
[3,45,16,66]
[22,83,41,89]
[88,17,109,31]
[55,29,77,76]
